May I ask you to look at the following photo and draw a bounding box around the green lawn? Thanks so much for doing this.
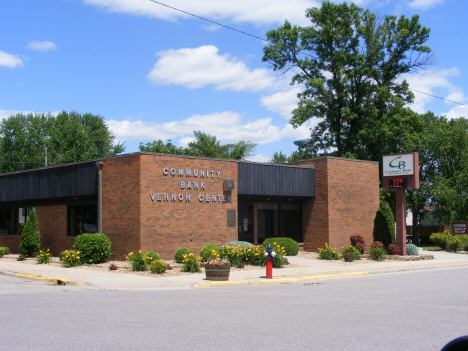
[420,245,442,251]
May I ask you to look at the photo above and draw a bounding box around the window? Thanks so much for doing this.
[68,204,98,236]
[0,209,19,235]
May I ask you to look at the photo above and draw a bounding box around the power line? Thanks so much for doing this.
[410,88,466,106]
[147,0,467,107]
[148,0,271,43]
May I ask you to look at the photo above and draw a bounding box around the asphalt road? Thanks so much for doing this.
[2,267,467,351]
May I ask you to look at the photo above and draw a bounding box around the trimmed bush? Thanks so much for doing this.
[342,246,361,260]
[73,233,112,264]
[350,235,366,254]
[373,202,395,248]
[387,244,400,255]
[343,252,355,262]
[371,241,384,248]
[150,260,168,274]
[199,243,220,261]
[225,241,254,247]
[145,251,160,261]
[0,247,10,257]
[19,211,41,257]
[263,237,299,256]
[370,246,387,261]
[406,243,419,256]
[174,248,192,263]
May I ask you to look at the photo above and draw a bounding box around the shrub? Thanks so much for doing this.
[446,237,464,252]
[263,237,299,256]
[370,247,387,261]
[0,247,10,257]
[343,252,355,262]
[225,241,254,248]
[373,202,395,248]
[198,243,220,261]
[429,230,451,250]
[59,250,81,267]
[350,235,366,254]
[126,251,149,271]
[180,253,201,273]
[342,246,361,260]
[37,249,51,264]
[19,211,41,257]
[387,244,400,255]
[145,251,160,261]
[73,233,112,264]
[406,243,419,256]
[150,260,168,274]
[318,244,340,260]
[371,241,384,248]
[174,248,192,263]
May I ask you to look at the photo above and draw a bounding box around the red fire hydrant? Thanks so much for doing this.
[264,244,276,279]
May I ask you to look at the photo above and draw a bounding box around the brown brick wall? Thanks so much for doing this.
[36,205,73,255]
[102,154,141,260]
[294,157,379,252]
[139,154,238,260]
[0,235,21,254]
[0,206,72,255]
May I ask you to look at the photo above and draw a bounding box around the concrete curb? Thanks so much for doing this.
[194,271,369,288]
[14,273,87,287]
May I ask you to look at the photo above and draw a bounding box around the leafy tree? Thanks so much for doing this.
[139,131,256,160]
[19,211,40,257]
[405,113,468,244]
[0,112,125,173]
[262,1,433,161]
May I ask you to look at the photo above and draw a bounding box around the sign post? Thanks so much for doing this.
[382,152,419,256]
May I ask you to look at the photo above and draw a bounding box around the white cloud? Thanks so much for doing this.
[408,0,444,10]
[81,0,319,26]
[147,45,278,92]
[441,105,468,120]
[245,154,272,163]
[260,88,301,119]
[402,68,467,114]
[0,50,23,69]
[26,41,57,52]
[108,111,310,145]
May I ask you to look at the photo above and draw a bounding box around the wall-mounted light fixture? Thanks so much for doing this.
[243,218,249,231]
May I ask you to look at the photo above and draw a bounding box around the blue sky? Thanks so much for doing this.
[1,0,467,162]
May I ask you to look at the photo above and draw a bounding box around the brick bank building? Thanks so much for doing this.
[0,153,379,259]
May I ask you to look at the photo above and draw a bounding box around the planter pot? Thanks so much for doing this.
[204,264,230,281]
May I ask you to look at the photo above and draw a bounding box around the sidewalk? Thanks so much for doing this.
[2,249,468,291]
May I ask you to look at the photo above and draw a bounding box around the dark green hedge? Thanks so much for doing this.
[263,237,299,256]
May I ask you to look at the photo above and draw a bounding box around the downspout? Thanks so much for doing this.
[96,160,103,233]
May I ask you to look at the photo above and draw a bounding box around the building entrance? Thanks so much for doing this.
[238,202,303,245]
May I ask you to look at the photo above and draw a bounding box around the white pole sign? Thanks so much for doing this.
[383,154,414,176]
